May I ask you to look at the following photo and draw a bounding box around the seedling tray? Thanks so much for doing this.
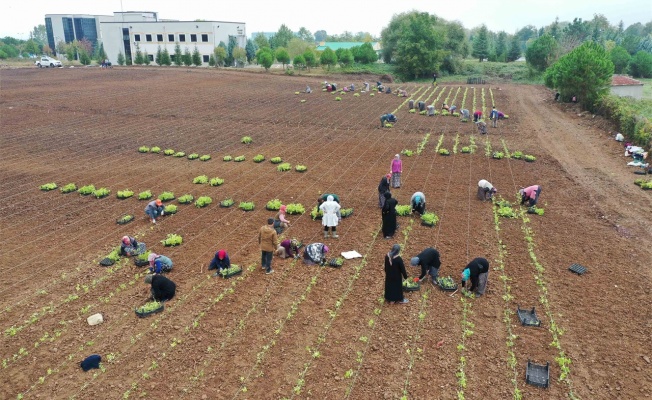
[517,306,541,327]
[99,258,115,267]
[327,258,343,268]
[403,282,421,292]
[220,202,234,208]
[421,221,435,227]
[568,263,587,275]
[219,269,242,279]
[525,360,550,388]
[135,303,164,318]
[164,209,177,215]
[134,258,149,267]
[116,214,134,225]
[436,277,458,292]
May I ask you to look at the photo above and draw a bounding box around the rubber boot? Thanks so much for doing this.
[331,230,339,239]
[324,231,330,239]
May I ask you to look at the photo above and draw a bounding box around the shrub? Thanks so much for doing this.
[239,201,255,211]
[253,154,265,163]
[138,146,150,153]
[241,136,253,144]
[164,149,175,156]
[117,189,134,199]
[161,234,183,247]
[195,196,212,208]
[220,198,234,207]
[421,212,439,225]
[60,183,77,193]
[40,182,57,191]
[139,190,153,200]
[223,155,233,161]
[524,155,536,162]
[200,155,211,161]
[178,194,194,204]
[277,163,291,172]
[164,204,177,214]
[270,157,282,164]
[159,191,175,201]
[266,199,282,210]
[295,165,307,172]
[395,205,412,216]
[150,146,161,153]
[234,155,246,162]
[188,153,199,160]
[173,152,186,157]
[209,177,224,186]
[193,175,209,184]
[78,184,95,195]
[93,188,111,199]
[438,148,450,155]
[286,203,305,215]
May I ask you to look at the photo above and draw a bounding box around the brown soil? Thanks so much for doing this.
[1,67,651,400]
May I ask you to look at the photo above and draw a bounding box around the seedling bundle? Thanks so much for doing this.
[178,194,194,204]
[270,157,282,164]
[328,257,344,268]
[150,146,161,153]
[286,203,305,215]
[139,190,153,200]
[402,279,420,292]
[241,136,252,144]
[295,165,307,172]
[234,156,246,162]
[199,154,211,161]
[195,196,212,208]
[138,146,150,153]
[492,151,504,159]
[164,149,175,156]
[438,148,450,156]
[161,234,183,247]
[277,163,291,172]
[187,153,199,160]
[93,188,110,199]
[223,155,233,162]
[78,184,95,195]
[421,212,439,226]
[117,189,134,199]
[266,199,282,211]
[40,182,57,191]
[209,177,224,186]
[173,152,186,158]
[220,198,234,207]
[436,276,458,291]
[135,301,164,318]
[524,155,536,162]
[159,192,175,202]
[193,175,209,184]
[253,154,265,163]
[163,204,178,214]
[239,201,255,211]
[395,205,412,216]
[340,208,354,218]
[401,149,413,157]
[116,214,134,225]
[218,264,242,279]
[60,183,77,193]
[461,146,471,153]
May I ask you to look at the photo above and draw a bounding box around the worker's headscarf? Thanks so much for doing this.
[217,250,226,260]
[414,195,421,204]
[461,268,470,282]
[155,199,162,206]
[327,195,334,202]
[148,252,158,263]
[122,236,130,245]
[144,274,154,284]
[386,173,391,180]
[395,154,400,159]
[389,244,401,258]
[518,188,525,197]
[384,191,392,199]
[280,205,287,212]
[323,245,329,253]
[410,257,420,266]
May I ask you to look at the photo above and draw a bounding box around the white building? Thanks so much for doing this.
[45,11,246,65]
[611,75,644,100]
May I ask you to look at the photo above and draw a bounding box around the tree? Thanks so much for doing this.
[394,12,446,79]
[23,39,40,55]
[65,43,76,62]
[208,54,216,67]
[192,46,202,66]
[338,48,354,67]
[560,18,590,53]
[134,44,144,65]
[97,42,107,61]
[621,35,641,55]
[314,30,327,42]
[30,24,47,45]
[544,41,614,110]
[78,39,93,57]
[245,39,257,63]
[293,54,305,69]
[629,50,652,78]
[507,35,521,62]
[495,32,507,62]
[525,34,560,72]
[161,47,171,65]
[297,27,313,42]
[78,47,91,65]
[272,24,294,49]
[253,33,270,50]
[319,47,337,70]
[117,51,125,66]
[472,25,489,62]
[155,45,162,65]
[609,46,631,74]
[256,48,274,70]
[233,47,247,67]
[174,43,182,66]
[183,47,192,66]
[275,47,290,69]
[287,38,312,59]
[226,35,237,66]
[354,42,378,64]
[214,46,227,67]
[303,49,316,71]
[143,51,151,65]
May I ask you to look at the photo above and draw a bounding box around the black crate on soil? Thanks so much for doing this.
[135,303,165,318]
[525,360,550,388]
[327,258,343,268]
[99,258,115,267]
[219,267,242,279]
[436,277,458,292]
[568,263,587,275]
[116,214,134,225]
[134,258,149,267]
[403,281,420,292]
[517,306,541,327]
[421,221,435,227]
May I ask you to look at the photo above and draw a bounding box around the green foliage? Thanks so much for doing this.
[173,152,186,158]
[511,151,523,159]
[472,25,490,62]
[193,175,209,184]
[286,203,305,215]
[192,46,202,66]
[220,198,234,207]
[187,153,199,160]
[421,212,439,225]
[337,49,354,67]
[209,177,224,186]
[609,46,631,74]
[117,189,134,199]
[395,205,412,216]
[136,301,162,314]
[218,264,242,278]
[182,47,192,66]
[200,154,211,161]
[139,190,152,200]
[234,155,246,162]
[275,47,290,68]
[270,157,282,164]
[256,48,274,70]
[138,146,150,153]
[497,204,516,218]
[340,208,354,217]
[293,55,306,69]
[164,204,177,214]
[78,184,95,195]
[195,196,212,208]
[437,276,457,290]
[223,155,232,161]
[178,194,194,204]
[277,163,291,171]
[239,201,255,211]
[302,49,316,71]
[310,206,324,220]
[253,154,265,163]
[492,151,504,159]
[161,234,183,247]
[461,146,471,153]
[60,183,77,193]
[213,46,226,67]
[40,182,57,191]
[320,47,337,70]
[629,51,652,78]
[241,136,253,144]
[117,51,125,66]
[438,148,450,155]
[160,47,171,66]
[403,279,419,289]
[524,155,536,162]
[295,165,307,172]
[266,199,282,210]
[159,192,175,201]
[134,44,144,65]
[335,96,342,101]
[544,41,614,111]
[93,188,110,199]
[525,34,560,72]
[117,214,134,224]
[164,149,175,155]
[507,35,521,62]
[353,42,378,64]
[150,146,161,153]
[401,149,414,157]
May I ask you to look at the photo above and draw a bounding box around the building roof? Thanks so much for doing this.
[316,42,378,51]
[611,75,643,86]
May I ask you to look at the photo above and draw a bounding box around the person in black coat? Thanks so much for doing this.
[461,257,490,297]
[378,173,391,208]
[384,244,408,304]
[381,192,398,239]
[410,247,441,284]
[145,274,176,302]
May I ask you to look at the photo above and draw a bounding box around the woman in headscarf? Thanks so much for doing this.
[384,244,408,304]
[148,252,173,274]
[208,249,230,275]
[276,238,301,259]
[119,235,140,256]
[390,154,402,188]
[378,173,391,208]
[381,192,398,239]
[275,205,291,233]
[303,243,329,265]
[319,195,341,239]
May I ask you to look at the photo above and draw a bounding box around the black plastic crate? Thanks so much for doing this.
[517,306,541,327]
[526,360,550,388]
[568,263,587,275]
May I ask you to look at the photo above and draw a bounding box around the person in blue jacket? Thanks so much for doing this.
[148,252,173,274]
[208,249,230,276]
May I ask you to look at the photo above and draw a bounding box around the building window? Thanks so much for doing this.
[202,55,209,62]
[62,17,75,43]
[157,34,163,42]
[134,34,141,42]
[201,34,208,42]
[148,54,154,61]
[168,34,174,42]
[191,34,197,42]
[146,34,152,42]
[170,54,175,62]
[179,34,186,42]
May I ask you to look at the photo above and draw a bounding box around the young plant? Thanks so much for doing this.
[220,198,234,207]
[40,182,58,191]
[403,279,419,289]
[117,214,134,224]
[436,276,457,290]
[395,205,412,216]
[295,165,307,172]
[497,205,516,218]
[60,183,77,193]
[78,184,95,195]
[138,146,150,153]
[329,257,344,267]
[234,155,246,162]
[438,148,450,155]
[193,175,209,184]
[253,154,265,163]
[401,149,413,157]
[93,188,111,199]
[178,194,194,204]
[277,163,291,172]
[461,146,471,153]
[421,212,439,226]
[219,264,242,277]
[209,177,224,186]
[195,196,212,208]
[199,154,211,161]
[511,151,523,159]
[524,155,536,162]
[335,96,342,101]
[164,149,175,156]
[187,153,199,160]
[286,203,305,215]
[409,109,416,113]
[310,206,324,220]
[241,136,253,144]
[493,152,504,159]
[239,201,255,211]
[340,208,354,218]
[164,204,177,214]
[150,146,161,153]
[223,155,233,161]
[384,123,393,128]
[270,157,282,164]
[159,191,175,201]
[117,189,134,199]
[266,199,282,211]
[135,301,162,314]
[138,190,152,200]
[161,234,183,247]
[173,151,186,157]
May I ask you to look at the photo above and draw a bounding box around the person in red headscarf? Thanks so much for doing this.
[208,249,230,276]
[144,198,164,224]
[275,205,291,233]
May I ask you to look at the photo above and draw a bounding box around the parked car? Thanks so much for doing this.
[35,56,62,68]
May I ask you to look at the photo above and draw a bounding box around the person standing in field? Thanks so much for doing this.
[477,179,497,201]
[461,257,490,297]
[489,106,499,128]
[390,154,402,189]
[259,218,279,274]
[381,192,398,239]
[385,244,409,304]
[320,195,341,239]
[432,72,437,86]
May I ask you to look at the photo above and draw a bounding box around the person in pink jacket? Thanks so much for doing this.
[390,154,403,189]
[519,185,542,207]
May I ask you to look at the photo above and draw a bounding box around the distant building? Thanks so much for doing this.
[611,75,644,100]
[45,11,246,65]
[316,41,382,59]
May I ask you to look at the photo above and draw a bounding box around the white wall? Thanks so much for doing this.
[611,86,643,100]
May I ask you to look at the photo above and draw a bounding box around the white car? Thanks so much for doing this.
[35,56,62,68]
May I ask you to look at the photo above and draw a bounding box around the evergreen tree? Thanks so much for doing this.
[117,51,125,66]
[256,48,274,70]
[472,25,489,62]
[320,47,337,70]
[609,46,631,74]
[192,46,202,66]
[302,49,316,71]
[525,34,560,71]
[507,35,521,62]
[174,43,182,66]
[208,54,216,67]
[275,47,290,69]
[245,39,257,63]
[293,55,306,69]
[155,45,162,65]
[214,46,227,67]
[161,47,171,65]
[183,47,192,66]
[629,50,652,78]
[338,48,354,67]
[226,36,237,66]
[233,47,247,67]
[78,48,91,65]
[134,44,144,65]
[495,32,507,62]
[97,42,107,61]
[144,51,151,65]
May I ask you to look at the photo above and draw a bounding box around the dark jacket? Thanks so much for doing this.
[415,248,441,269]
[151,275,176,302]
[119,237,139,256]
[280,239,300,258]
[464,258,490,291]
[378,176,390,194]
[208,252,231,270]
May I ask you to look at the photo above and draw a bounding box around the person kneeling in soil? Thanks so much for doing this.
[303,243,329,265]
[119,235,141,256]
[410,247,441,285]
[380,113,397,128]
[305,85,312,93]
[385,244,409,304]
[274,205,291,233]
[276,238,301,259]
[519,185,542,208]
[461,257,490,297]
[411,192,426,215]
[208,249,230,276]
[320,195,341,239]
[145,274,176,302]
[476,120,487,135]
[477,179,497,201]
[144,199,164,224]
[148,252,173,274]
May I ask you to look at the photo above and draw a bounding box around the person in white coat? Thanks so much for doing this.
[319,195,341,238]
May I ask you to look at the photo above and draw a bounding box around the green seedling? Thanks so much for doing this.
[209,177,224,186]
[60,183,77,193]
[195,196,212,208]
